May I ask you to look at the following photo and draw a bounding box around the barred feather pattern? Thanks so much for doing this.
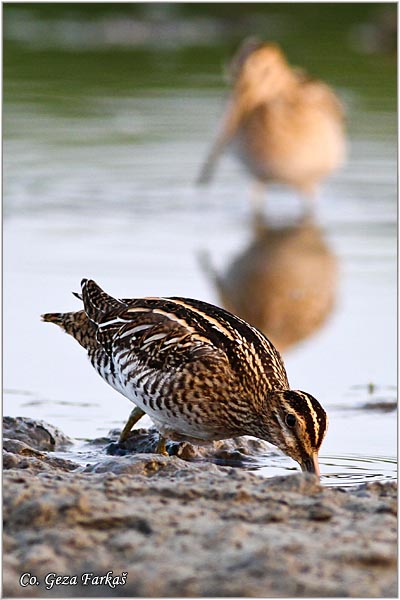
[42,279,327,469]
[81,279,289,440]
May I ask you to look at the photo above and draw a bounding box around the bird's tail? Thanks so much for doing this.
[41,310,98,350]
[41,312,67,327]
[81,278,126,324]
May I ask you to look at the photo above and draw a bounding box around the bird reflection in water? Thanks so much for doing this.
[202,215,338,353]
[198,38,346,214]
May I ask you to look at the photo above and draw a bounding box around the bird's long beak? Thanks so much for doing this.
[301,453,320,477]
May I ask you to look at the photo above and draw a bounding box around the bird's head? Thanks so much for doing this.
[234,42,295,106]
[260,389,328,476]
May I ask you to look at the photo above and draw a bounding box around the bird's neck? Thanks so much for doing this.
[235,68,298,111]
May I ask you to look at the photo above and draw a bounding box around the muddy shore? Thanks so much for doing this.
[3,417,397,598]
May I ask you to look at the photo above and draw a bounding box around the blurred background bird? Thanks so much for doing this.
[198,38,347,214]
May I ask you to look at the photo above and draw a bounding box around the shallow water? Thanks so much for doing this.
[4,5,397,486]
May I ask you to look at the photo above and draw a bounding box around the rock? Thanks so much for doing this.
[3,416,72,451]
[82,453,223,477]
[3,416,398,597]
[3,439,46,458]
[104,426,273,466]
[3,437,78,474]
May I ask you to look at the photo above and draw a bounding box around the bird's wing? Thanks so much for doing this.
[163,296,290,391]
[300,78,345,122]
[96,303,230,375]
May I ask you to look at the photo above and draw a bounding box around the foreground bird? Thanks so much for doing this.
[42,279,328,475]
[198,39,346,211]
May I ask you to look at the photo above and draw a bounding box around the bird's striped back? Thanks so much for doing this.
[80,279,289,392]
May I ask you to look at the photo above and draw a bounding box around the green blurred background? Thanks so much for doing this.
[4,3,396,106]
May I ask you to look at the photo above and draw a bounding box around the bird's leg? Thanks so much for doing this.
[119,406,146,443]
[250,179,266,222]
[156,435,169,456]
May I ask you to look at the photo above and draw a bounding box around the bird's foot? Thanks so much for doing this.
[156,436,169,456]
[118,406,146,443]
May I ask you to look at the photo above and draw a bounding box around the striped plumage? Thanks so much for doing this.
[42,279,328,475]
[198,40,346,206]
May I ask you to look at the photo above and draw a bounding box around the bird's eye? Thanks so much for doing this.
[285,413,296,428]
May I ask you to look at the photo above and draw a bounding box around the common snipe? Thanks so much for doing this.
[42,279,328,475]
[198,39,346,211]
